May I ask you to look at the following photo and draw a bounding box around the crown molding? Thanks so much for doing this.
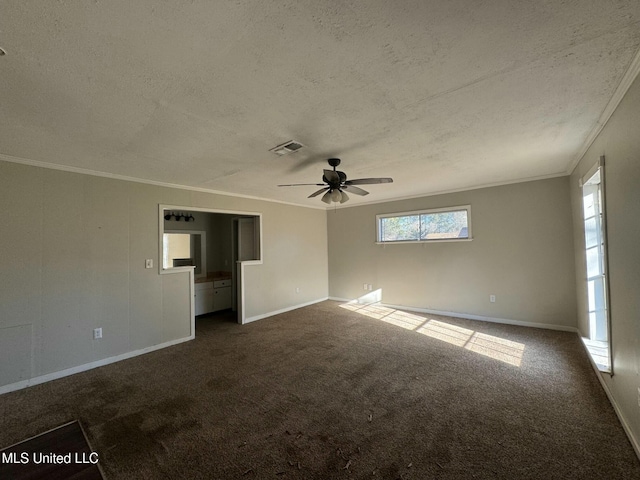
[328,171,568,210]
[567,46,640,175]
[0,153,326,211]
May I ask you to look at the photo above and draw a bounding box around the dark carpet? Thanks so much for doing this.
[0,300,638,479]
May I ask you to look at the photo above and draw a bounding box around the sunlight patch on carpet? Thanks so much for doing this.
[340,302,525,367]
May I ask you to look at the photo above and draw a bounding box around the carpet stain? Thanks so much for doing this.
[73,380,141,424]
[206,376,237,390]
[380,461,402,478]
[96,395,200,468]
[154,395,195,417]
[99,411,164,462]
[347,360,378,384]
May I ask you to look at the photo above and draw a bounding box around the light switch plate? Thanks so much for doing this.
[145,259,153,269]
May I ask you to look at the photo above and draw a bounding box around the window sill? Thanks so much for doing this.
[376,238,473,245]
[581,337,611,374]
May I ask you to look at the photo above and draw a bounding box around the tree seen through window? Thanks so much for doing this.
[379,208,469,242]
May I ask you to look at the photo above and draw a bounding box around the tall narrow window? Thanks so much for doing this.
[581,157,612,373]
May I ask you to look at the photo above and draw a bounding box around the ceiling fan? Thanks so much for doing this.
[278,158,393,204]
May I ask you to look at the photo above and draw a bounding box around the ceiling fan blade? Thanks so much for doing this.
[344,178,393,185]
[323,169,341,184]
[321,190,332,204]
[339,191,349,204]
[308,187,329,198]
[343,185,369,196]
[278,183,326,187]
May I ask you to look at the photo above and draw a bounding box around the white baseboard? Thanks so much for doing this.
[578,335,640,461]
[0,335,194,396]
[328,297,578,333]
[384,303,579,332]
[328,296,352,302]
[243,297,329,324]
[0,297,325,394]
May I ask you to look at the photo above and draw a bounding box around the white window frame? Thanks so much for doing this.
[579,156,613,374]
[376,205,472,244]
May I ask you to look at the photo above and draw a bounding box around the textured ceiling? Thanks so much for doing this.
[2,1,640,207]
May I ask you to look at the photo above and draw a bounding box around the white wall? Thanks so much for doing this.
[328,177,577,329]
[0,162,328,390]
[570,71,640,452]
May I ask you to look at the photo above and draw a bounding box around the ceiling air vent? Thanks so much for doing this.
[270,140,304,156]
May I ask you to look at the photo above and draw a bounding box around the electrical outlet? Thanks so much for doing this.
[489,294,496,303]
[145,259,153,269]
[363,283,368,291]
[295,287,300,293]
[93,328,102,340]
[368,284,373,291]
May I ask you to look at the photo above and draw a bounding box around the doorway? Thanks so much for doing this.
[159,205,261,327]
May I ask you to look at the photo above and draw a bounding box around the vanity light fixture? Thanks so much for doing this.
[164,211,195,222]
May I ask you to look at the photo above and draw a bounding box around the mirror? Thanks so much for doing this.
[162,230,206,278]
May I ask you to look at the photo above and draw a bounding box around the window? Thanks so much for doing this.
[377,205,471,243]
[580,157,612,373]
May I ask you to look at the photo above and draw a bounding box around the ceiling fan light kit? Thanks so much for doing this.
[279,158,393,205]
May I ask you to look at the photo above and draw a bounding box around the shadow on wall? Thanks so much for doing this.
[340,292,525,367]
